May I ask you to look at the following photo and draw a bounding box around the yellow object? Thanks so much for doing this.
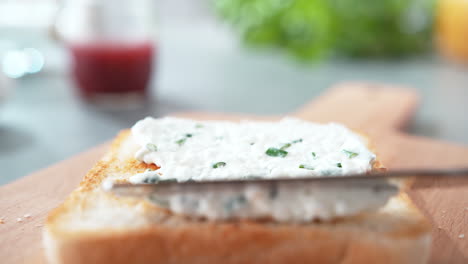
[437,0,468,62]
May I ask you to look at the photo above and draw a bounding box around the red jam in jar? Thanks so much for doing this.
[69,42,154,99]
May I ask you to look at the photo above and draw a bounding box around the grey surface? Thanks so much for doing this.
[1,21,468,185]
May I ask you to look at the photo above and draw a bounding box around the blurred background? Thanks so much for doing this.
[0,0,467,184]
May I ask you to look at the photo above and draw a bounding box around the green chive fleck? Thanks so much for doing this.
[337,163,342,168]
[311,152,316,158]
[143,175,159,184]
[195,124,203,128]
[176,133,194,146]
[266,148,288,157]
[278,138,303,150]
[146,143,158,152]
[213,161,227,168]
[342,149,359,159]
[299,164,314,170]
[280,143,291,150]
[175,138,186,146]
[266,139,301,157]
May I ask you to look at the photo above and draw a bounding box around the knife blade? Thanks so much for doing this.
[103,168,468,199]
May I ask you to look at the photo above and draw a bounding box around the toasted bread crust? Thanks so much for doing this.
[45,220,430,264]
[44,129,431,264]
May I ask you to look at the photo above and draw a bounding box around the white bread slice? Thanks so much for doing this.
[44,130,431,264]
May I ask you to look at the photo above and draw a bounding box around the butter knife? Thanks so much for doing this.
[104,168,468,199]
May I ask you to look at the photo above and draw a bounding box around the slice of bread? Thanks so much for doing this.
[44,129,431,264]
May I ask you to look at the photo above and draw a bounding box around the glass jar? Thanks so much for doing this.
[437,0,468,62]
[55,0,156,106]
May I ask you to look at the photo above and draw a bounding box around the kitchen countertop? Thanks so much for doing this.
[1,22,468,185]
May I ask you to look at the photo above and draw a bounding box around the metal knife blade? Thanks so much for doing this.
[103,168,468,199]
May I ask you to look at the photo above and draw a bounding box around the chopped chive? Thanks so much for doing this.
[280,143,291,150]
[281,138,303,150]
[342,149,359,159]
[146,143,158,152]
[311,152,316,158]
[266,147,288,157]
[175,133,194,146]
[337,163,342,168]
[195,124,203,128]
[299,164,314,170]
[213,161,227,168]
[143,175,159,184]
[175,138,186,146]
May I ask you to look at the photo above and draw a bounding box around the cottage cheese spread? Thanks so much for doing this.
[128,117,395,222]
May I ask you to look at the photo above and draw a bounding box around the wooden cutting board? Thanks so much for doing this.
[1,82,468,264]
